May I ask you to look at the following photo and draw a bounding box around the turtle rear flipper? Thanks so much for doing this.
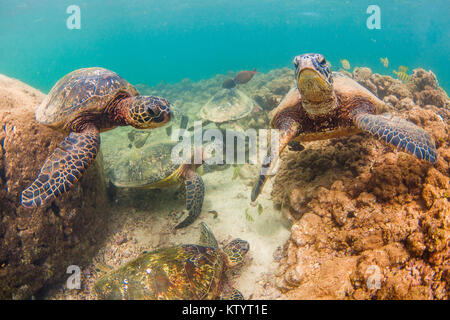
[175,171,205,229]
[353,108,437,163]
[220,288,244,300]
[199,222,219,248]
[21,125,100,208]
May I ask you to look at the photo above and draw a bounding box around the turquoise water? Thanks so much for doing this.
[1,0,449,92]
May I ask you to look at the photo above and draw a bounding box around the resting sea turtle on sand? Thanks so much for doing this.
[110,139,206,229]
[251,53,437,201]
[200,88,255,123]
[94,222,250,300]
[21,67,172,208]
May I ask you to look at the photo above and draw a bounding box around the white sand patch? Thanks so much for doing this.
[103,165,290,300]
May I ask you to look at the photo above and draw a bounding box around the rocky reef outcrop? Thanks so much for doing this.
[0,75,108,299]
[271,68,449,299]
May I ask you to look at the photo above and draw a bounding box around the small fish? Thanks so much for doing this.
[340,59,350,70]
[95,263,114,274]
[208,210,218,218]
[245,208,254,222]
[431,72,440,89]
[288,141,305,152]
[398,65,409,73]
[134,133,151,148]
[165,126,172,137]
[393,70,411,83]
[222,78,236,89]
[257,203,263,215]
[380,57,389,68]
[127,130,136,142]
[234,69,258,84]
[231,166,239,181]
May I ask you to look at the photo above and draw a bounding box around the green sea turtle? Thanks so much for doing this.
[94,222,249,300]
[126,108,190,149]
[21,67,172,208]
[200,88,255,123]
[251,53,437,201]
[110,140,206,229]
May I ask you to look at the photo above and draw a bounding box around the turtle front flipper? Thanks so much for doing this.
[175,170,205,229]
[251,116,300,201]
[21,125,100,208]
[352,108,437,163]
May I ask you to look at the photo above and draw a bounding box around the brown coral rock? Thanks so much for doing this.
[0,74,108,299]
[271,71,449,300]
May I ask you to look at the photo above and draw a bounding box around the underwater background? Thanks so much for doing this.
[1,0,449,92]
[0,0,449,300]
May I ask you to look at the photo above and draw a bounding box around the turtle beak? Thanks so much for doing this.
[297,68,330,102]
[153,109,173,126]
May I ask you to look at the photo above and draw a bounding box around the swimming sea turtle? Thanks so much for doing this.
[200,88,255,123]
[110,140,206,229]
[251,53,437,201]
[21,67,172,208]
[94,222,249,300]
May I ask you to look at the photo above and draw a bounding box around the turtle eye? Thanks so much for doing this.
[145,106,156,117]
[318,56,326,65]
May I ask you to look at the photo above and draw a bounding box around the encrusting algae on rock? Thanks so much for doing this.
[0,74,109,299]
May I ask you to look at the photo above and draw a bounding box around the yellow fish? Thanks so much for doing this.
[340,59,351,70]
[393,70,411,83]
[380,57,389,68]
[398,65,409,73]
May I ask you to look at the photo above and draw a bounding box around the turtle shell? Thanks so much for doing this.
[200,88,255,123]
[36,67,139,128]
[110,141,182,188]
[94,244,224,299]
[271,72,386,119]
[332,72,385,113]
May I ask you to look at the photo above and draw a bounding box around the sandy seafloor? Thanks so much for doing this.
[45,126,290,300]
[45,166,290,300]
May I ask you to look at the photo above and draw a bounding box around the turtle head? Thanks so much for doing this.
[222,238,249,268]
[126,96,173,129]
[293,53,336,117]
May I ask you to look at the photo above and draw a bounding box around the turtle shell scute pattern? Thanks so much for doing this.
[111,142,181,187]
[36,67,138,126]
[200,88,255,123]
[94,244,224,300]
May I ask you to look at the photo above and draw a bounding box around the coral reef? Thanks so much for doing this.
[5,65,446,300]
[136,68,294,132]
[0,74,108,299]
[271,68,449,299]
